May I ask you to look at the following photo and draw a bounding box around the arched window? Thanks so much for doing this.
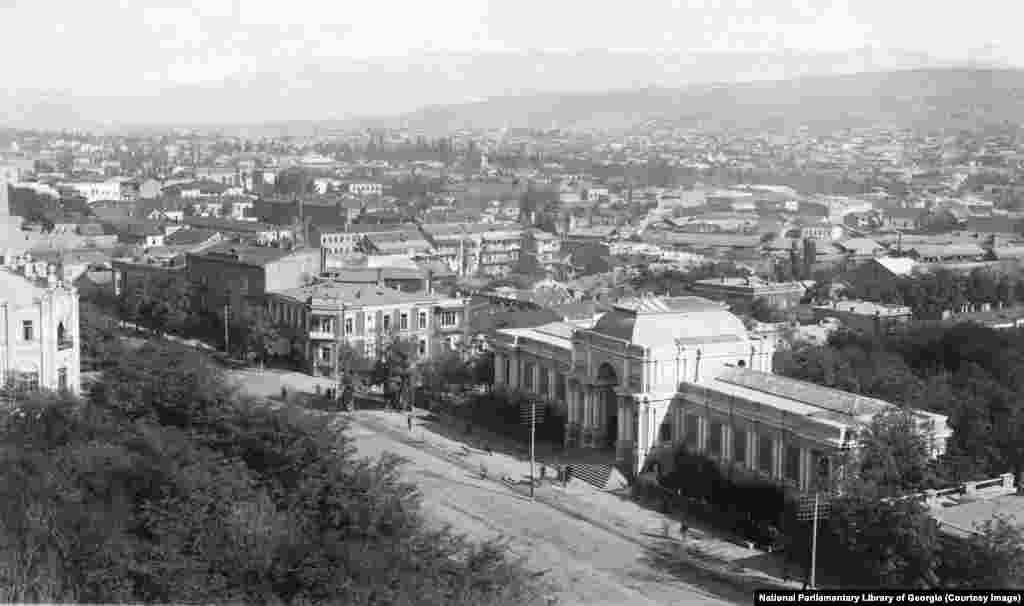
[57,322,66,344]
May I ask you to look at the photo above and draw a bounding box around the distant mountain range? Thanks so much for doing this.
[364,67,1024,136]
[1,48,1022,133]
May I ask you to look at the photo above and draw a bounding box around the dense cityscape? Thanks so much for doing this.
[7,8,1024,606]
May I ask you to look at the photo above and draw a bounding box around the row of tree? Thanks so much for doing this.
[776,323,1024,484]
[839,266,1024,321]
[0,335,552,603]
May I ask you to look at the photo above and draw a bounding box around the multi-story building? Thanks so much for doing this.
[811,300,912,335]
[418,223,486,276]
[347,182,383,196]
[66,180,125,203]
[523,228,563,274]
[0,255,81,395]
[266,282,467,377]
[691,276,807,310]
[490,296,951,493]
[478,227,523,277]
[185,243,322,322]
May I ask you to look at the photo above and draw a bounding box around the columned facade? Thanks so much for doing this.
[489,297,952,494]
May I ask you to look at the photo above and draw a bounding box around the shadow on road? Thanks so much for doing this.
[633,536,786,605]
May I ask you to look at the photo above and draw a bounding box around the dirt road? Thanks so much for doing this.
[348,420,748,606]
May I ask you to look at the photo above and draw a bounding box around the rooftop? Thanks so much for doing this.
[814,299,912,316]
[715,366,893,421]
[693,276,805,290]
[190,242,307,266]
[274,282,448,307]
[873,257,917,276]
[588,296,747,348]
[498,321,576,350]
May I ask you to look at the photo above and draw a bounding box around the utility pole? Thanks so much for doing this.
[521,397,544,501]
[798,485,832,589]
[223,303,230,356]
[530,398,536,501]
[810,493,820,589]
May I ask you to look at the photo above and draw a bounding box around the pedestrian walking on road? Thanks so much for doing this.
[407,415,413,431]
[540,464,547,481]
[563,465,573,487]
[679,520,689,538]
[281,386,287,400]
[485,444,493,456]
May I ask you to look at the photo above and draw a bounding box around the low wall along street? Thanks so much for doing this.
[756,591,1022,605]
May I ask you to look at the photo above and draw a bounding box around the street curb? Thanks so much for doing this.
[351,413,793,597]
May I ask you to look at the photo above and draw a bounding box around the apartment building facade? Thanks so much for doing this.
[265,282,467,377]
[185,243,322,321]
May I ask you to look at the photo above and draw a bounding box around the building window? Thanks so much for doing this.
[523,362,534,390]
[382,314,391,332]
[659,419,672,442]
[684,414,699,448]
[344,317,353,335]
[57,368,67,391]
[708,421,723,456]
[785,445,801,483]
[555,373,566,402]
[319,346,331,362]
[400,313,409,331]
[733,428,747,465]
[418,311,427,329]
[758,435,774,475]
[440,311,457,328]
[418,339,426,355]
[22,320,33,342]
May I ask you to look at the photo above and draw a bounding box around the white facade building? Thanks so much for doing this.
[491,296,951,493]
[0,256,81,395]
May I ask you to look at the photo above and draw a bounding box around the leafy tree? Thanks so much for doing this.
[139,277,191,336]
[420,350,473,395]
[472,351,495,388]
[854,407,940,495]
[820,490,941,588]
[0,341,552,604]
[940,516,1024,588]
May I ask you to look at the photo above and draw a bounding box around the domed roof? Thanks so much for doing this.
[589,296,748,349]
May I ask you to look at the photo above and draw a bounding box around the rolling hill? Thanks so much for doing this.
[365,68,1024,134]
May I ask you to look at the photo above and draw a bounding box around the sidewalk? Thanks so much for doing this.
[358,409,808,591]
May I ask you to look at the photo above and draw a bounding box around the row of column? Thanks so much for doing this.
[669,409,825,491]
[494,351,565,403]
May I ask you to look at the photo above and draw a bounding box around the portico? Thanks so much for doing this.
[491,295,952,493]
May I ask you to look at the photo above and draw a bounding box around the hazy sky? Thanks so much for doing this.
[2,0,1021,97]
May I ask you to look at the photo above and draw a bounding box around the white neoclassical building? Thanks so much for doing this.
[0,254,81,396]
[492,296,951,493]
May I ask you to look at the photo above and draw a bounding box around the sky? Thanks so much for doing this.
[1,0,1022,122]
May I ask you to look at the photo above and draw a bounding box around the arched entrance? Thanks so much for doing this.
[596,363,619,450]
